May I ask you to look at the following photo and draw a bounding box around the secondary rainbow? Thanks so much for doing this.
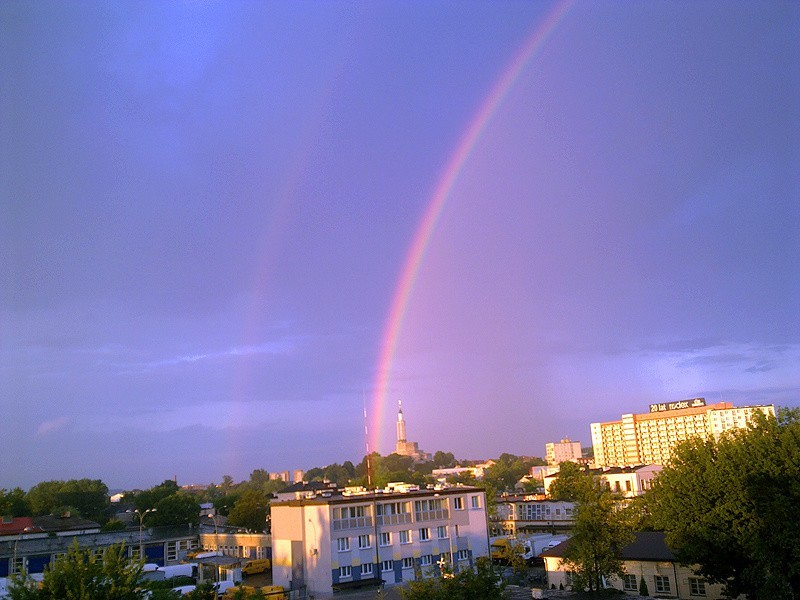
[369,0,574,454]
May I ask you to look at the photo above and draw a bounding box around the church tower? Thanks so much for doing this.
[396,400,407,443]
[394,400,430,461]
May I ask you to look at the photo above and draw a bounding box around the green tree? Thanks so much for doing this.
[185,582,216,600]
[134,480,180,512]
[0,488,30,517]
[647,412,800,600]
[400,557,503,600]
[149,492,200,527]
[638,576,649,596]
[557,468,632,592]
[25,479,109,523]
[547,462,590,501]
[227,488,269,532]
[8,541,147,599]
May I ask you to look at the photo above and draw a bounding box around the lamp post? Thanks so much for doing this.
[208,513,219,535]
[131,509,157,561]
[12,527,35,575]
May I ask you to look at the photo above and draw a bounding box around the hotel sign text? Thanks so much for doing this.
[649,398,706,413]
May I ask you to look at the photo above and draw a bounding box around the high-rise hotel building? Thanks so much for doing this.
[590,399,775,467]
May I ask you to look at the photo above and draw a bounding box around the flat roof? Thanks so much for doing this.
[271,485,485,507]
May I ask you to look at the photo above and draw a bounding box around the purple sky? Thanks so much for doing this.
[2,1,798,491]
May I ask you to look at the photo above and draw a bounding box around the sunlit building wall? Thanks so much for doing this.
[591,400,775,467]
[271,486,489,596]
[545,438,583,465]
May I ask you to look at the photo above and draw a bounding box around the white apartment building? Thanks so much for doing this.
[591,399,775,467]
[543,465,662,499]
[491,496,576,536]
[271,485,489,596]
[545,438,583,466]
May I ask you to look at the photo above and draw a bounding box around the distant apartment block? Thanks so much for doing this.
[270,484,489,596]
[431,461,495,483]
[545,438,583,466]
[590,399,775,467]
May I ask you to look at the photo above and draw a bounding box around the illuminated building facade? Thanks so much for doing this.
[590,399,775,467]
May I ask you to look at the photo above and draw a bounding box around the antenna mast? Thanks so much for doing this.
[363,389,372,488]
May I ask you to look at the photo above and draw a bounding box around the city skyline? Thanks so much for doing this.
[2,1,798,490]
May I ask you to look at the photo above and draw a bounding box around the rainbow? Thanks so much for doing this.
[369,0,574,454]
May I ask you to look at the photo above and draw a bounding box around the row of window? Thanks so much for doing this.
[622,574,706,596]
[334,496,481,522]
[337,551,471,579]
[337,526,454,551]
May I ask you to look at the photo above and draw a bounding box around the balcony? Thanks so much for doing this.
[332,516,373,531]
[375,513,411,526]
[414,509,449,522]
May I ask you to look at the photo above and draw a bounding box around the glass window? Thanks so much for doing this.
[437,525,447,539]
[399,530,411,544]
[402,557,414,569]
[655,575,671,593]
[457,549,469,561]
[470,495,480,509]
[337,537,350,552]
[338,566,352,579]
[419,528,430,541]
[361,563,373,576]
[420,555,432,566]
[358,534,371,549]
[379,532,391,546]
[381,560,393,572]
[623,574,637,591]
[690,578,707,596]
[453,497,464,510]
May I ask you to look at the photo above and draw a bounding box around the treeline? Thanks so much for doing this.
[1,450,546,533]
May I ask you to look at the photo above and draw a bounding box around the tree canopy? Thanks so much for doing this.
[647,411,800,600]
[227,488,269,532]
[9,541,146,600]
[25,479,109,523]
[552,465,633,592]
[399,557,503,600]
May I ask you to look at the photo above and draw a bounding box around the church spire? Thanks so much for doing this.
[396,400,407,443]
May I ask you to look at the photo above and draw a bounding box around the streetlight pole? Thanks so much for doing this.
[132,509,157,561]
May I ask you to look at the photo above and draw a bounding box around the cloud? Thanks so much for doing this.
[36,416,69,436]
[111,340,298,373]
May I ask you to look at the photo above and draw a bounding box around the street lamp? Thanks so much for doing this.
[12,527,35,575]
[130,509,157,561]
[207,513,219,535]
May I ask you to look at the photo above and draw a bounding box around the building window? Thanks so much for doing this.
[419,528,430,541]
[690,578,707,596]
[655,575,671,593]
[10,557,24,574]
[420,555,432,566]
[361,563,373,576]
[470,495,480,509]
[399,530,411,544]
[457,549,469,561]
[167,541,178,562]
[453,497,464,510]
[382,560,394,572]
[402,557,414,569]
[437,526,448,539]
[337,537,350,552]
[453,525,460,537]
[338,566,352,579]
[358,534,371,549]
[623,574,637,591]
[379,532,391,546]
